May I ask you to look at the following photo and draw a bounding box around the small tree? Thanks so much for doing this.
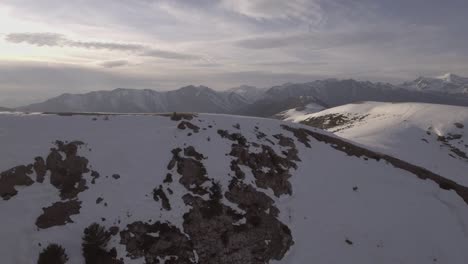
[82,223,111,264]
[37,244,68,264]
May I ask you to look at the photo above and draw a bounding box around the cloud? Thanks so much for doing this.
[5,32,201,60]
[5,32,64,46]
[142,49,201,60]
[5,32,145,51]
[99,60,130,68]
[66,41,144,51]
[221,0,325,25]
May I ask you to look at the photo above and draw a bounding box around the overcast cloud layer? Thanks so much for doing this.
[0,0,467,106]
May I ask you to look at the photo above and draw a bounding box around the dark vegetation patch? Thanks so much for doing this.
[217,130,248,146]
[436,133,468,161]
[228,144,296,197]
[82,223,122,264]
[163,173,173,183]
[120,221,195,263]
[183,146,206,160]
[37,244,68,264]
[33,157,47,183]
[153,185,171,210]
[46,141,90,199]
[454,122,464,129]
[130,142,295,264]
[36,200,82,229]
[167,147,210,195]
[90,171,100,184]
[281,124,468,206]
[169,112,196,121]
[177,121,200,133]
[111,174,120,180]
[181,180,293,264]
[0,165,34,200]
[253,127,276,145]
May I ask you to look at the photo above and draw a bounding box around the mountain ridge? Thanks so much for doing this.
[18,75,468,116]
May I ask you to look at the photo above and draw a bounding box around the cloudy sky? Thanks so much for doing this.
[0,0,467,106]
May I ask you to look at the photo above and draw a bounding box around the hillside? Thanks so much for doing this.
[1,112,468,263]
[286,102,468,185]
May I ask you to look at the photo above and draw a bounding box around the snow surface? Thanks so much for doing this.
[288,101,468,186]
[274,103,325,122]
[1,112,468,263]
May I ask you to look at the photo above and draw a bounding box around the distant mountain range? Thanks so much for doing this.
[18,73,468,116]
[401,73,468,94]
[0,106,11,111]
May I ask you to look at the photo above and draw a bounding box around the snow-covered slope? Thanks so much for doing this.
[1,112,468,263]
[274,103,325,122]
[20,86,250,113]
[401,73,468,94]
[292,102,468,185]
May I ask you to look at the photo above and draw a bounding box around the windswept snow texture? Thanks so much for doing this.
[293,102,468,186]
[1,112,468,263]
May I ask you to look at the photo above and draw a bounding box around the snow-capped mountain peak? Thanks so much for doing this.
[402,73,468,94]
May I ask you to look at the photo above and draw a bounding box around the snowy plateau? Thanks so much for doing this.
[1,110,468,263]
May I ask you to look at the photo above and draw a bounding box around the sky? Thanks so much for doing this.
[0,0,467,107]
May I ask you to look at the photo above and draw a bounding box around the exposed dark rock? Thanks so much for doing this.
[109,226,119,236]
[163,173,173,183]
[33,157,47,183]
[229,144,295,197]
[182,192,293,264]
[120,221,195,263]
[96,197,103,204]
[90,170,100,184]
[301,113,369,131]
[168,148,210,195]
[153,185,171,210]
[46,141,90,199]
[184,146,205,160]
[177,121,200,133]
[226,181,279,217]
[112,174,120,180]
[454,122,464,129]
[217,130,248,146]
[36,200,81,229]
[0,165,34,200]
[170,112,196,121]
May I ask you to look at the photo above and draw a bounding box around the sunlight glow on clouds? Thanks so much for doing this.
[0,0,467,106]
